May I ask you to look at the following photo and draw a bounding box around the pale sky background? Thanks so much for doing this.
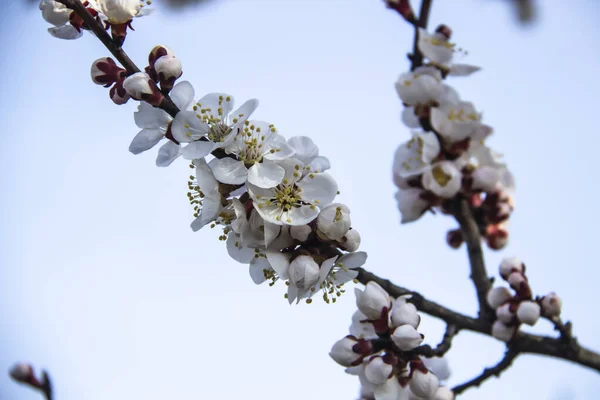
[1,1,599,399]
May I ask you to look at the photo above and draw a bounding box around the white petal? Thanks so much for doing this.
[395,188,428,223]
[190,194,221,231]
[196,93,234,123]
[264,221,281,248]
[48,25,83,40]
[278,158,305,184]
[181,141,216,160]
[417,28,454,65]
[171,110,209,142]
[129,128,164,154]
[337,251,368,270]
[265,250,291,280]
[449,63,481,77]
[287,283,298,305]
[211,158,248,185]
[287,136,319,164]
[298,173,338,206]
[247,162,285,188]
[195,158,219,193]
[308,156,331,173]
[170,81,195,110]
[249,257,271,284]
[230,98,258,126]
[156,141,181,167]
[226,234,255,263]
[282,205,320,226]
[401,107,421,129]
[134,102,170,129]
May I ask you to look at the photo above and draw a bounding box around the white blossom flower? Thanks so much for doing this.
[171,94,258,162]
[395,188,429,224]
[417,28,480,77]
[355,281,392,320]
[391,325,424,351]
[468,146,515,193]
[541,292,562,318]
[393,131,441,179]
[210,121,295,188]
[516,301,541,326]
[39,0,82,39]
[317,203,351,241]
[422,161,462,198]
[430,101,492,143]
[349,310,378,339]
[288,255,320,291]
[93,0,151,24]
[409,369,439,399]
[395,66,443,106]
[486,287,513,309]
[248,158,338,226]
[129,80,194,161]
[491,320,516,342]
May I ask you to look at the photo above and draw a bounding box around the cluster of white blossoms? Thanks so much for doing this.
[39,0,152,42]
[393,25,515,250]
[330,282,454,400]
[487,258,563,342]
[92,43,368,303]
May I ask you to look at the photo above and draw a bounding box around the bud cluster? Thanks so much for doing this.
[39,0,152,43]
[392,24,515,250]
[488,257,563,342]
[330,282,454,399]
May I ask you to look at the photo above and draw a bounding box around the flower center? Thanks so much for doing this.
[432,165,452,187]
[273,184,302,212]
[207,122,230,142]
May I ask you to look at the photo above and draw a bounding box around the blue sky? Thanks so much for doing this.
[1,1,599,399]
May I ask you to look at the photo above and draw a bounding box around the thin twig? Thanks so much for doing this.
[355,267,600,372]
[57,0,180,118]
[413,324,459,357]
[452,198,494,321]
[452,348,519,395]
[409,0,433,70]
[40,371,53,400]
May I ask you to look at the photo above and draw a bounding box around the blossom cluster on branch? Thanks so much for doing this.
[392,25,515,251]
[10,1,598,400]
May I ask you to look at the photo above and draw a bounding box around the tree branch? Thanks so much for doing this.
[355,267,600,373]
[452,198,494,321]
[452,348,519,395]
[412,324,459,357]
[57,0,180,118]
[409,0,432,70]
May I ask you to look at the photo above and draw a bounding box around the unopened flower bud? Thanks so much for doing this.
[433,386,455,400]
[364,356,393,385]
[9,363,34,383]
[423,357,451,382]
[147,45,175,80]
[496,303,515,324]
[391,325,424,350]
[109,80,130,105]
[290,225,312,242]
[154,55,183,92]
[410,369,440,399]
[317,203,351,241]
[341,229,361,252]
[446,228,463,249]
[384,0,415,23]
[288,255,320,290]
[486,287,512,309]
[435,24,452,40]
[499,257,524,280]
[39,0,70,26]
[90,57,126,87]
[390,302,420,329]
[507,272,526,291]
[516,301,541,326]
[491,320,516,342]
[355,282,391,320]
[486,224,509,250]
[541,292,562,318]
[329,336,372,367]
[123,72,164,106]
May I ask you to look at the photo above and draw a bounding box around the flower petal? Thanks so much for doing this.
[171,110,209,143]
[449,63,481,77]
[48,25,83,40]
[156,141,181,167]
[401,107,421,129]
[129,128,164,154]
[181,140,216,160]
[264,221,281,248]
[226,233,255,263]
[249,257,271,284]
[298,173,338,206]
[281,205,320,226]
[247,162,285,188]
[211,157,248,185]
[265,250,291,280]
[170,81,195,110]
[287,136,319,164]
[134,101,170,129]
